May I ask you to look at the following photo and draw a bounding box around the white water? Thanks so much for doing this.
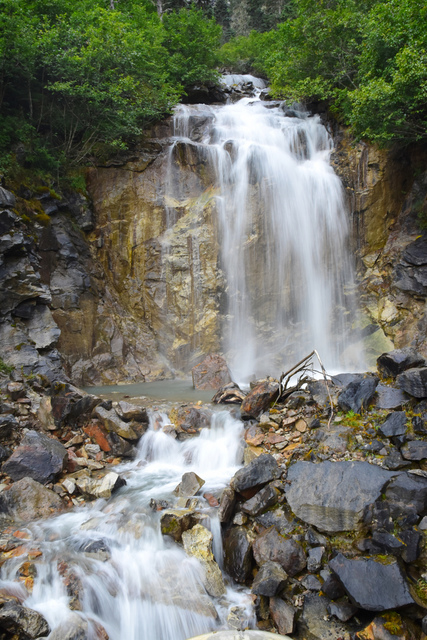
[169,90,362,383]
[0,411,253,640]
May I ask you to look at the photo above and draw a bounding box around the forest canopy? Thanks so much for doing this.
[0,0,425,177]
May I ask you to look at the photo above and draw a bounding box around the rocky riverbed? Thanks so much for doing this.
[1,348,427,638]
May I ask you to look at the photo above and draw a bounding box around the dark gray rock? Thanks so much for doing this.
[337,376,378,413]
[0,444,11,462]
[285,461,395,532]
[251,560,288,596]
[321,573,346,600]
[401,440,427,460]
[371,531,404,552]
[0,477,64,522]
[378,411,408,438]
[252,526,306,576]
[298,593,350,640]
[412,415,427,434]
[0,413,19,439]
[255,508,294,535]
[241,482,279,516]
[0,187,16,208]
[301,574,322,590]
[327,601,358,622]
[218,487,236,523]
[0,209,18,234]
[377,348,425,378]
[3,430,67,484]
[0,602,49,638]
[396,367,427,398]
[223,526,254,583]
[269,598,295,635]
[329,553,414,610]
[230,453,279,493]
[375,383,410,410]
[403,235,427,266]
[383,450,411,470]
[385,472,427,519]
[400,528,421,563]
[307,546,324,572]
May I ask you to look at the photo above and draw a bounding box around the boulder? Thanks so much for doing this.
[182,524,226,597]
[0,602,49,638]
[0,476,64,522]
[0,187,16,208]
[329,553,414,611]
[94,406,138,440]
[285,461,396,532]
[223,526,254,583]
[160,509,194,542]
[75,472,126,499]
[3,430,67,484]
[269,598,295,635]
[241,482,279,517]
[230,453,279,493]
[377,348,425,379]
[174,472,205,497]
[218,487,236,523]
[251,561,288,597]
[401,440,427,460]
[385,472,427,517]
[212,382,246,404]
[115,400,148,422]
[241,380,280,419]
[47,613,91,640]
[396,367,427,398]
[252,527,306,576]
[337,376,378,414]
[378,412,408,438]
[375,384,410,410]
[192,354,232,391]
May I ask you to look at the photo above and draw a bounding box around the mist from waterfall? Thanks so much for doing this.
[170,85,363,383]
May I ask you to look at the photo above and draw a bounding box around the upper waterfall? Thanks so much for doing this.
[166,84,362,383]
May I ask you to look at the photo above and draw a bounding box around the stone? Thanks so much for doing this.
[285,461,395,532]
[371,531,404,552]
[115,400,148,422]
[230,453,279,493]
[307,546,324,572]
[400,528,421,563]
[94,406,138,440]
[241,380,280,419]
[3,430,67,484]
[401,440,427,460]
[375,384,410,410]
[269,598,295,635]
[396,367,427,398]
[83,424,111,452]
[0,209,18,234]
[299,593,349,640]
[252,526,306,577]
[0,413,19,439]
[212,382,246,404]
[0,187,16,208]
[377,348,425,378]
[0,477,64,522]
[378,411,408,438]
[321,573,346,600]
[223,526,254,583]
[218,487,236,523]
[383,450,411,471]
[301,574,322,590]
[241,482,279,517]
[337,376,378,414]
[327,601,358,622]
[385,472,427,517]
[47,613,89,640]
[329,553,414,610]
[182,524,225,597]
[160,509,194,542]
[252,561,288,597]
[75,472,126,499]
[192,354,232,390]
[80,538,111,561]
[0,601,49,638]
[174,471,205,497]
[26,305,61,349]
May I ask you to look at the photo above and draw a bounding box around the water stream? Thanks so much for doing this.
[167,80,362,383]
[0,410,253,640]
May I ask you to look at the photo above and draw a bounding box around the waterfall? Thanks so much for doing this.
[168,84,361,383]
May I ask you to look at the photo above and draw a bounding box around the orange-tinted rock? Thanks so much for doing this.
[241,380,280,419]
[83,424,111,452]
[192,354,232,391]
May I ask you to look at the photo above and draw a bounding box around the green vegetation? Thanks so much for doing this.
[220,0,427,147]
[0,357,14,375]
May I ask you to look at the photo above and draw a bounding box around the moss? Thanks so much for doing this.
[382,611,404,635]
[414,578,427,604]
[0,358,14,375]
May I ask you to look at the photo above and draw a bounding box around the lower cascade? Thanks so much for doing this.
[167,85,362,383]
[0,410,253,640]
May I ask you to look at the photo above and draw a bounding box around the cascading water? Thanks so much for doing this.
[0,411,253,640]
[168,79,362,383]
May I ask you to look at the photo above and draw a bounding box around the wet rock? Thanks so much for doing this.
[377,348,425,378]
[160,509,194,542]
[174,472,205,497]
[241,380,280,419]
[285,461,395,532]
[115,401,148,423]
[378,411,408,438]
[401,440,427,460]
[230,453,279,493]
[0,601,49,638]
[171,406,211,432]
[337,376,378,413]
[0,476,64,521]
[269,598,295,635]
[251,561,288,597]
[212,382,246,404]
[252,526,306,577]
[182,524,225,597]
[75,472,126,500]
[329,553,414,610]
[47,613,89,640]
[327,601,358,622]
[3,430,67,484]
[106,431,134,458]
[83,424,111,452]
[396,367,427,398]
[79,538,111,561]
[375,384,410,410]
[223,526,254,583]
[192,354,232,391]
[241,482,279,517]
[94,406,138,440]
[218,487,236,523]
